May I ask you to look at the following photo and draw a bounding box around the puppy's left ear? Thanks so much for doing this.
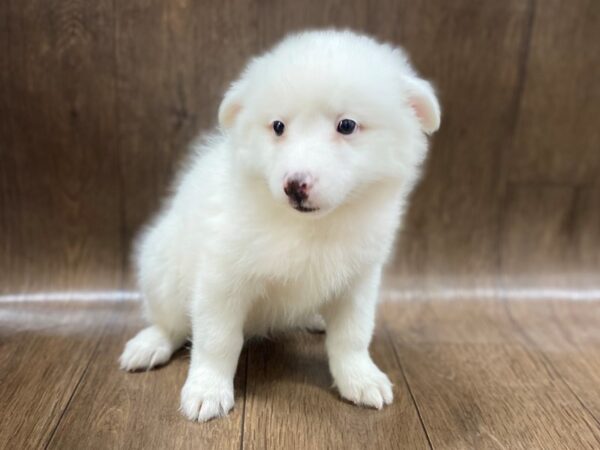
[405,77,441,135]
[218,81,245,129]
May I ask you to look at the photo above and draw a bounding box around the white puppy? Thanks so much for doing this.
[120,29,440,422]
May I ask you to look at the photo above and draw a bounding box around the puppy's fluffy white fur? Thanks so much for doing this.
[120,30,440,422]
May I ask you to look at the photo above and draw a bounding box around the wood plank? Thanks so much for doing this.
[370,0,533,289]
[505,0,600,184]
[242,326,431,449]
[115,1,261,252]
[47,301,246,450]
[0,301,114,449]
[2,300,600,448]
[255,0,368,47]
[0,0,123,294]
[1,1,598,299]
[500,184,575,282]
[575,186,600,277]
[382,300,600,449]
[115,1,200,249]
[507,300,600,422]
[500,184,599,291]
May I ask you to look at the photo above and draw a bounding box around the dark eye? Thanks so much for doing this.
[273,120,285,136]
[337,119,357,135]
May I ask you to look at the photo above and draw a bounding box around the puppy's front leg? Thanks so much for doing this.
[180,282,249,422]
[322,266,393,409]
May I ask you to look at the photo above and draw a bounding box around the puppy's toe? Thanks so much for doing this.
[334,360,394,409]
[119,326,177,371]
[180,377,234,422]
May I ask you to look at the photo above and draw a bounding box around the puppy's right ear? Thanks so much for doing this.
[218,81,244,129]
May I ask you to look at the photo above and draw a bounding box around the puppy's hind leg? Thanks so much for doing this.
[120,276,189,371]
[120,325,187,371]
[121,218,189,371]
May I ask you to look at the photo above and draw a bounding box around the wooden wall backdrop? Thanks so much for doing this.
[1,0,599,296]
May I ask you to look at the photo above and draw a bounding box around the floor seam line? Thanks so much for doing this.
[239,346,250,450]
[43,333,104,449]
[383,323,434,450]
[502,300,600,441]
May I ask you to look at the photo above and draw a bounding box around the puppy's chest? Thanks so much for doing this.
[240,231,379,290]
[253,247,355,319]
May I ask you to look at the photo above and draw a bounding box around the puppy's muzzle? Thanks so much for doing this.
[283,173,318,213]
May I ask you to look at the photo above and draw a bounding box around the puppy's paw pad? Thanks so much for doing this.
[119,326,174,371]
[180,379,234,422]
[336,364,393,409]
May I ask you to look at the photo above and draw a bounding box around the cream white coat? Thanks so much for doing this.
[120,30,440,422]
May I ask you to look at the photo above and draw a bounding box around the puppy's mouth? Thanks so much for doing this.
[290,202,319,213]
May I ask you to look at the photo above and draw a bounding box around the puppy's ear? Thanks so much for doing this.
[405,77,441,135]
[218,81,244,129]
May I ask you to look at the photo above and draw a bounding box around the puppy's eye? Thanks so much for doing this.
[337,119,357,135]
[272,120,285,136]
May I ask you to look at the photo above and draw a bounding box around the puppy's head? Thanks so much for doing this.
[219,30,440,216]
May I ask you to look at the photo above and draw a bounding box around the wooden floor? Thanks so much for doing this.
[1,298,599,450]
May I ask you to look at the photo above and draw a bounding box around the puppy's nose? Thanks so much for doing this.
[283,173,312,203]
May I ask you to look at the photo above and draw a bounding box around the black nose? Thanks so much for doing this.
[284,179,308,204]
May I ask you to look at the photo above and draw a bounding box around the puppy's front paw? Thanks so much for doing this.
[119,326,176,371]
[333,359,393,409]
[180,375,234,422]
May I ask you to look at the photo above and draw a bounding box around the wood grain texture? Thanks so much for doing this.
[505,0,600,184]
[242,327,430,449]
[0,302,114,448]
[506,300,600,422]
[46,302,246,450]
[1,0,599,294]
[115,0,263,260]
[115,1,200,252]
[2,300,600,449]
[500,184,600,288]
[255,0,369,47]
[0,0,123,293]
[501,184,577,281]
[376,0,534,289]
[382,300,600,449]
